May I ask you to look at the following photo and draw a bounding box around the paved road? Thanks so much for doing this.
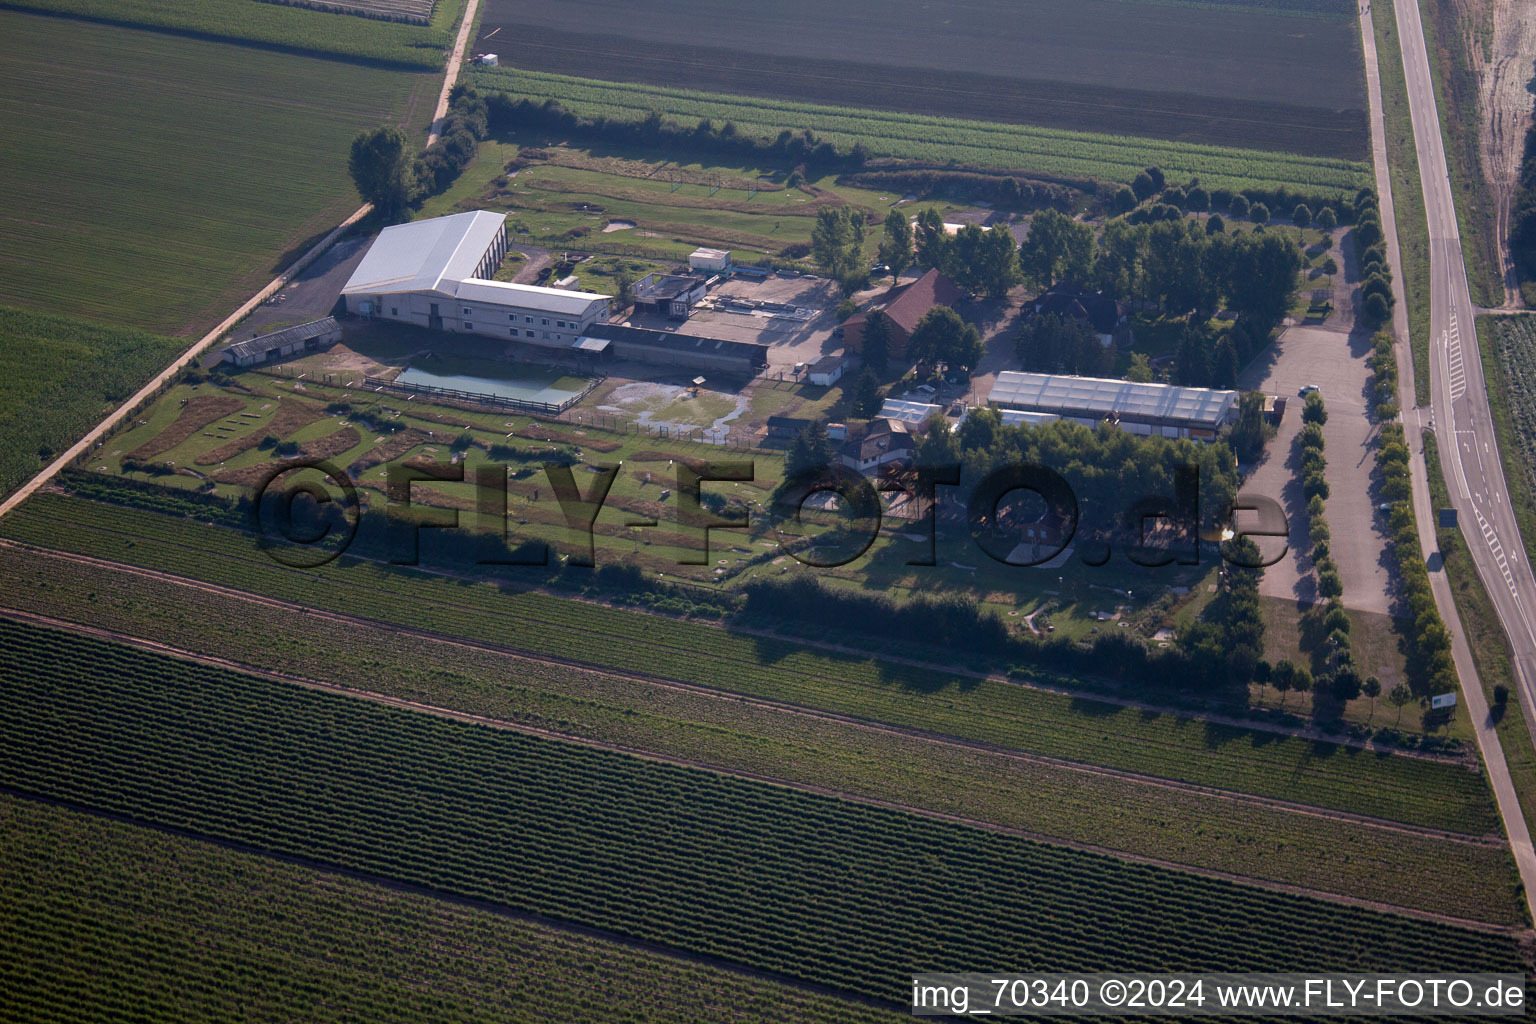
[1362,0,1536,923]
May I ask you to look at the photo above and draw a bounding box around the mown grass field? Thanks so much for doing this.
[0,10,435,336]
[0,794,900,1023]
[0,544,1522,924]
[0,617,1521,1008]
[0,307,183,498]
[1478,315,1536,569]
[0,490,1503,837]
[466,66,1372,196]
[474,0,1365,158]
[4,0,459,68]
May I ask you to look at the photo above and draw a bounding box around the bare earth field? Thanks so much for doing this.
[475,0,1368,157]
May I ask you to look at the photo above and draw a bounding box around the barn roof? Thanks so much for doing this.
[224,318,338,361]
[342,211,507,296]
[988,371,1237,429]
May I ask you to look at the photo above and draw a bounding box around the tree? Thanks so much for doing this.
[1175,321,1211,387]
[1186,186,1210,213]
[1363,291,1391,325]
[1016,313,1113,376]
[861,312,891,375]
[850,368,882,418]
[1230,194,1251,219]
[908,306,983,372]
[1211,336,1239,388]
[1316,206,1338,231]
[1132,170,1157,202]
[914,208,950,272]
[1250,202,1270,226]
[1291,203,1312,229]
[1112,186,1137,214]
[812,207,862,280]
[878,208,914,280]
[1230,391,1267,462]
[1388,683,1412,725]
[1144,166,1166,192]
[614,270,636,309]
[349,126,418,218]
[975,224,1023,297]
[957,405,1001,451]
[1318,566,1343,599]
[787,422,834,475]
[1018,209,1095,288]
[1362,676,1382,721]
[1271,658,1296,708]
[1302,391,1327,425]
[1125,352,1154,383]
[1205,213,1225,235]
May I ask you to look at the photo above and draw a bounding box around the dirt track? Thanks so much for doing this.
[1470,0,1536,306]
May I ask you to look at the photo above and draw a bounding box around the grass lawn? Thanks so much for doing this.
[0,10,435,336]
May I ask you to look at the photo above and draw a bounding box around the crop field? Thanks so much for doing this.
[0,544,1523,924]
[0,795,899,1023]
[0,490,1503,836]
[473,0,1365,159]
[467,66,1370,196]
[0,617,1522,1005]
[6,0,459,68]
[0,11,435,335]
[0,307,183,499]
[1479,315,1536,567]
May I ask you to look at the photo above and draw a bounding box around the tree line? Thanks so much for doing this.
[349,85,491,219]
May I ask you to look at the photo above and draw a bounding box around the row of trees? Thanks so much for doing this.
[1115,165,1358,228]
[349,86,490,218]
[1510,122,1536,289]
[1181,537,1266,686]
[1353,190,1396,326]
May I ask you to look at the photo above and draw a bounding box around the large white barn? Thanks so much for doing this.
[341,211,611,351]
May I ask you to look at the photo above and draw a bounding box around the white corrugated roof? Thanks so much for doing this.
[878,399,943,425]
[341,211,507,296]
[453,278,608,317]
[999,408,1061,426]
[988,371,1236,428]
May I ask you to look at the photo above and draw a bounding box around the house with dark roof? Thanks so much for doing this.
[220,318,341,367]
[1028,284,1129,348]
[840,418,914,474]
[842,268,965,362]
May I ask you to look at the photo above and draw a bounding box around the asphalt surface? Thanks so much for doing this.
[1364,0,1536,920]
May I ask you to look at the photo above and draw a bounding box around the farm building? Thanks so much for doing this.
[341,211,611,350]
[808,355,845,387]
[842,418,913,474]
[1028,285,1130,348]
[689,247,732,274]
[988,371,1238,439]
[578,323,769,375]
[842,268,965,362]
[220,317,341,367]
[633,273,708,320]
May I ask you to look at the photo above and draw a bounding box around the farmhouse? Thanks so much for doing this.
[1029,284,1129,347]
[842,268,965,361]
[841,418,913,474]
[341,211,611,350]
[221,318,341,368]
[988,371,1238,439]
[578,323,769,375]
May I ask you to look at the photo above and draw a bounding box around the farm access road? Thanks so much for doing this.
[1360,0,1536,924]
[0,0,485,522]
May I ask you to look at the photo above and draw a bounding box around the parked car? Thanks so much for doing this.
[1298,384,1320,396]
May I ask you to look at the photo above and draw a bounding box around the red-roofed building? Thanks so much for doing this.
[842,268,965,362]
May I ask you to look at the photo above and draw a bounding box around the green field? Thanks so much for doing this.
[467,67,1372,196]
[474,0,1364,158]
[0,490,1503,837]
[0,10,435,335]
[0,794,897,1023]
[4,0,458,68]
[0,544,1522,923]
[0,617,1521,1008]
[0,307,184,497]
[1478,315,1536,568]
